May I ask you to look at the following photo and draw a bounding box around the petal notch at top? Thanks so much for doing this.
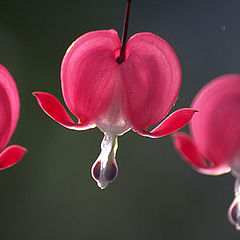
[0,145,27,170]
[61,30,121,124]
[33,92,95,130]
[172,132,231,175]
[120,33,182,130]
[134,108,197,138]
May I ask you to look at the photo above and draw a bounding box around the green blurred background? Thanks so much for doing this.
[0,0,240,239]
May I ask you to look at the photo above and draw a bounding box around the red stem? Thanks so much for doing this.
[116,0,132,64]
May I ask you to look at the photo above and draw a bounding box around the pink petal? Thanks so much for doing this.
[172,132,230,175]
[0,145,27,170]
[134,108,197,138]
[61,30,121,124]
[190,74,240,169]
[119,33,182,130]
[33,92,95,130]
[0,65,20,150]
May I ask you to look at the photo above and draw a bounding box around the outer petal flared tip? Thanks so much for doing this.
[33,92,95,130]
[172,132,231,175]
[134,108,197,138]
[172,132,208,169]
[0,145,27,170]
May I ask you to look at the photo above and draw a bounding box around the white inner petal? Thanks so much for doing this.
[96,70,130,135]
[91,133,119,189]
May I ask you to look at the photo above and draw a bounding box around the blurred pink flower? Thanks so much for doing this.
[33,1,196,189]
[172,74,240,230]
[0,64,26,170]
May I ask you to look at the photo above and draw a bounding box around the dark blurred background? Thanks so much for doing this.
[0,0,240,239]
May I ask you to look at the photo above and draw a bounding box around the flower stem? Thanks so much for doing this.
[116,0,132,64]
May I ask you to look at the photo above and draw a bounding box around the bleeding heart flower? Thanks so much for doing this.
[172,74,240,230]
[0,64,26,169]
[33,0,196,189]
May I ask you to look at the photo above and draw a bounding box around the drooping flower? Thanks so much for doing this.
[172,74,240,230]
[0,64,26,169]
[33,0,196,189]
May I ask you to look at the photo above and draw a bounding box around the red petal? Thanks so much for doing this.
[0,145,27,170]
[190,74,240,169]
[33,92,95,130]
[120,33,182,130]
[172,132,230,175]
[0,65,20,150]
[61,30,121,124]
[134,108,197,138]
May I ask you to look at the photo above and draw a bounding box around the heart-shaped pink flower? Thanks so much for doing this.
[0,64,26,170]
[172,74,240,230]
[34,1,196,189]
